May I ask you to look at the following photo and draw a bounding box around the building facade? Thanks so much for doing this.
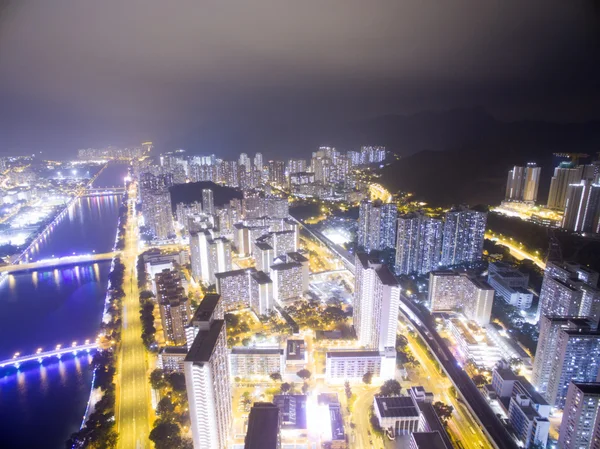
[184,295,232,449]
[428,271,494,326]
[440,207,487,267]
[395,212,443,275]
[559,382,600,449]
[353,253,401,351]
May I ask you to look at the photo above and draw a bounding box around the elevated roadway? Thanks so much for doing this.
[303,222,518,449]
[398,295,518,449]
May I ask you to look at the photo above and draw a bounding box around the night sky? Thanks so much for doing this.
[0,0,599,158]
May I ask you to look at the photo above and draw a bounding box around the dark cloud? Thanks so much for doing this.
[0,0,598,157]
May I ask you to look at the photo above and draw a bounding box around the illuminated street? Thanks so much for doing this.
[116,182,152,449]
[485,232,546,269]
[403,327,492,449]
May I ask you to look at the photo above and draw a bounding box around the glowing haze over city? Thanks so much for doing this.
[1,2,600,449]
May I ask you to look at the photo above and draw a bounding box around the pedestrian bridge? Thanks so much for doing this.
[0,341,97,369]
[0,252,119,274]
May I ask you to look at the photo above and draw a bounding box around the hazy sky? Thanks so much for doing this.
[0,0,598,157]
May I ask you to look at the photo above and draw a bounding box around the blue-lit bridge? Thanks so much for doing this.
[0,341,97,369]
[0,252,119,273]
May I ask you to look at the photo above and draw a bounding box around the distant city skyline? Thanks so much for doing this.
[1,2,599,157]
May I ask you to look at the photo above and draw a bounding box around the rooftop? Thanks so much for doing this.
[255,241,273,251]
[251,270,273,284]
[326,350,380,358]
[231,346,283,355]
[374,396,419,418]
[190,293,221,323]
[286,340,305,360]
[270,261,302,271]
[572,382,600,395]
[159,346,188,355]
[411,432,450,449]
[273,395,307,429]
[415,404,454,449]
[215,268,256,278]
[245,403,280,449]
[184,320,224,364]
[286,251,308,263]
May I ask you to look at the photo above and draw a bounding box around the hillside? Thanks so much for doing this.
[376,112,600,207]
[168,181,242,211]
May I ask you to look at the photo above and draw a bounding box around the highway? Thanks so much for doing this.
[404,328,491,449]
[398,295,518,449]
[116,182,152,449]
[0,252,118,273]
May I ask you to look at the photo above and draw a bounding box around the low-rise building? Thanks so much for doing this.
[410,432,450,449]
[285,339,306,366]
[373,395,420,436]
[272,395,307,430]
[229,347,285,378]
[487,262,533,309]
[244,402,281,449]
[157,346,187,372]
[429,271,494,326]
[447,318,503,368]
[508,394,550,448]
[325,349,395,382]
[489,366,550,448]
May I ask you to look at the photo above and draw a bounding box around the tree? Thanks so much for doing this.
[379,379,401,396]
[139,290,155,300]
[472,374,487,387]
[296,369,311,380]
[241,391,253,408]
[433,401,454,425]
[156,397,175,418]
[280,382,291,394]
[344,381,352,399]
[270,372,282,382]
[362,372,373,385]
[149,421,182,449]
[167,372,186,392]
[225,313,240,327]
[180,438,194,449]
[150,369,166,390]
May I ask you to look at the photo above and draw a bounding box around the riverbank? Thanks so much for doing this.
[77,185,129,434]
[15,163,108,264]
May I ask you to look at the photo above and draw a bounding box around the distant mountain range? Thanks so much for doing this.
[365,107,600,207]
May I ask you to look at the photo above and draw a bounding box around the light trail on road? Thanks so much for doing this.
[116,183,152,449]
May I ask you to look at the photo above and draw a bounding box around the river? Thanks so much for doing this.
[0,162,128,449]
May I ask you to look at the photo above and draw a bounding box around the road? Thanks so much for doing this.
[404,327,491,449]
[398,295,519,449]
[116,182,152,449]
[485,232,546,270]
[352,385,384,449]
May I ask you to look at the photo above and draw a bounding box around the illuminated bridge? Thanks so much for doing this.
[0,341,97,369]
[0,252,119,274]
[83,186,126,197]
